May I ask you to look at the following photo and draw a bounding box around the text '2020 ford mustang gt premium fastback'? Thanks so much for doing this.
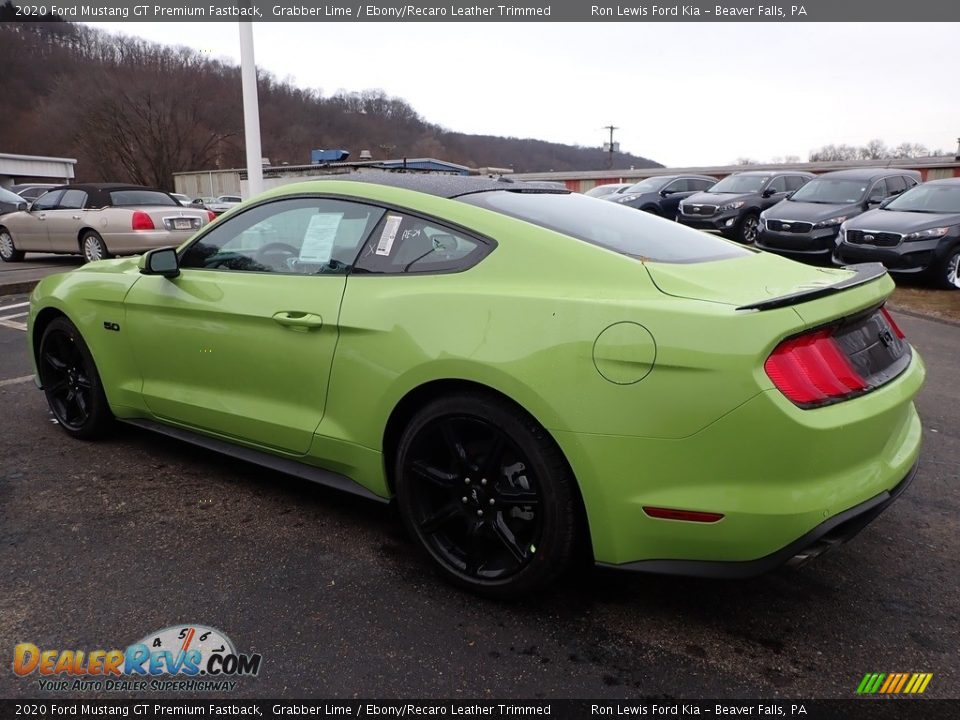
[27,174,924,597]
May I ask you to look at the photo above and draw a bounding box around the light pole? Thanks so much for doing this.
[602,125,619,170]
[239,22,263,198]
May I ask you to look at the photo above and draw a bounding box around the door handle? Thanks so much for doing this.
[272,311,323,329]
[72,215,82,220]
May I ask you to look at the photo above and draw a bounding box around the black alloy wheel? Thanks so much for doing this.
[38,317,112,439]
[737,212,760,244]
[395,392,580,598]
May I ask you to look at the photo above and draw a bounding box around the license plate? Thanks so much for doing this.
[173,219,192,230]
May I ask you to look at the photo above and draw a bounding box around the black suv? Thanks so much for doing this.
[677,170,814,244]
[834,177,960,290]
[757,168,922,262]
[606,174,716,218]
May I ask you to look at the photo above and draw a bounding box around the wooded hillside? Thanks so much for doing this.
[0,15,661,189]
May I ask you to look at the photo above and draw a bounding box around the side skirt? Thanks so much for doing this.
[121,418,388,504]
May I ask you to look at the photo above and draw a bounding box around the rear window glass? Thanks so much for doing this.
[109,190,177,207]
[458,191,750,263]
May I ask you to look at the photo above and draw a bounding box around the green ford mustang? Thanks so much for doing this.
[27,174,924,597]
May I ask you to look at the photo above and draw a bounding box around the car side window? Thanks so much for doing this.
[867,181,886,202]
[58,190,87,210]
[355,213,489,275]
[785,176,808,192]
[180,197,385,275]
[885,176,907,196]
[903,175,919,188]
[31,190,64,211]
[663,179,689,193]
[692,179,714,191]
[767,177,788,193]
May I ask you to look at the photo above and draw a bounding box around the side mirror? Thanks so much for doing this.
[659,189,673,197]
[866,197,883,207]
[17,202,27,212]
[761,188,778,198]
[139,247,180,278]
[878,197,894,209]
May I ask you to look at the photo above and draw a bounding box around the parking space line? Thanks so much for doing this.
[0,311,27,320]
[0,319,27,331]
[0,301,30,310]
[0,374,35,387]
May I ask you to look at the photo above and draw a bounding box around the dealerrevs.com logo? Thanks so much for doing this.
[13,624,262,692]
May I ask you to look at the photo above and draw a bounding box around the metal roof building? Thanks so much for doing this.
[513,156,960,193]
[0,152,76,189]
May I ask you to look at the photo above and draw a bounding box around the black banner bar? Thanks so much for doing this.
[3,0,960,23]
[1,699,957,720]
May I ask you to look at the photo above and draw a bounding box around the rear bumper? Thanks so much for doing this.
[600,460,918,579]
[101,230,197,254]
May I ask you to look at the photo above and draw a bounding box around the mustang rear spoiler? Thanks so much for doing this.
[737,263,888,312]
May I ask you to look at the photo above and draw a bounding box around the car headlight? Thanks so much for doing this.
[903,227,950,241]
[717,201,745,212]
[836,224,847,246]
[813,215,848,228]
[615,195,637,203]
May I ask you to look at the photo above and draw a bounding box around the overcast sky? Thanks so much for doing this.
[86,22,959,168]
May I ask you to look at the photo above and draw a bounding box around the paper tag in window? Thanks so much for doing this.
[375,215,404,256]
[299,212,343,263]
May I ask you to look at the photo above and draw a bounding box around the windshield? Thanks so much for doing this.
[109,190,177,207]
[458,191,749,263]
[624,178,668,194]
[0,187,24,204]
[789,178,868,204]
[585,185,619,197]
[885,184,960,214]
[707,175,769,194]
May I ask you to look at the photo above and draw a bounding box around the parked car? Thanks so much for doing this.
[170,193,192,206]
[584,183,633,199]
[678,170,814,244]
[0,184,215,263]
[206,195,243,215]
[191,196,216,208]
[10,183,60,201]
[757,169,922,262]
[0,187,26,216]
[27,174,923,597]
[606,175,717,217]
[833,177,960,289]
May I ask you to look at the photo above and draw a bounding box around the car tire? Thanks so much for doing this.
[38,316,113,440]
[0,228,24,262]
[736,212,760,245]
[934,246,960,290]
[394,391,580,598]
[80,231,111,263]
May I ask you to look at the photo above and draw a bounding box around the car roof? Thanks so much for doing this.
[814,168,922,181]
[41,183,172,208]
[924,177,960,186]
[632,174,716,182]
[321,171,569,199]
[730,169,815,177]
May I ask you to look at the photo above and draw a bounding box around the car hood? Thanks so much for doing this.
[765,200,863,222]
[608,191,657,204]
[682,191,754,206]
[846,208,960,232]
[644,250,857,307]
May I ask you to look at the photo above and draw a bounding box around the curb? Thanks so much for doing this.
[0,279,40,297]
[888,304,960,329]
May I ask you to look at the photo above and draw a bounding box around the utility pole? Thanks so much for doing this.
[602,125,619,169]
[239,22,263,198]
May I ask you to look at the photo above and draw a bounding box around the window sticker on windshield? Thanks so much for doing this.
[376,215,404,256]
[300,212,343,263]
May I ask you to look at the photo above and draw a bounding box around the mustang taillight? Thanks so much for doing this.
[765,328,868,407]
[131,211,155,231]
[880,306,905,339]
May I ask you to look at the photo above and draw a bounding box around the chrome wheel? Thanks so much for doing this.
[947,251,960,290]
[82,233,105,263]
[0,230,20,261]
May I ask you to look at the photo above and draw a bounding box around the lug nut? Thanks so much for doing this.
[462,496,468,503]
[488,498,495,505]
[477,510,484,517]
[481,478,487,485]
[465,477,471,485]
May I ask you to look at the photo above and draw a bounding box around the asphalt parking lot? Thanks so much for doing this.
[0,301,956,700]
